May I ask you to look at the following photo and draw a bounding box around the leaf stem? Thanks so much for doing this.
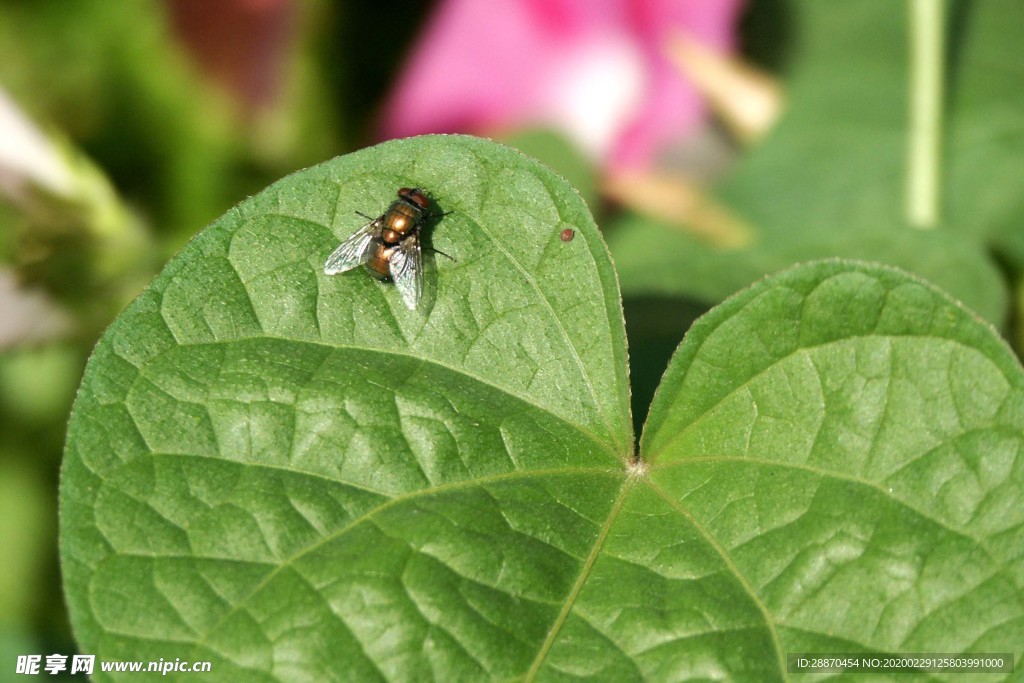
[906,0,946,229]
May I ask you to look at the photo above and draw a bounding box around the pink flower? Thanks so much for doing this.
[379,0,745,171]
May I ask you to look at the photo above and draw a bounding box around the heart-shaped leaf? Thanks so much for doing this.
[62,137,1023,680]
[639,260,1024,678]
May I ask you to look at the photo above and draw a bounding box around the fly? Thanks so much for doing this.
[323,187,448,310]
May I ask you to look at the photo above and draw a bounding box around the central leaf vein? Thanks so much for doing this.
[523,478,633,681]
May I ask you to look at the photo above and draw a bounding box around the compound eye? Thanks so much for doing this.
[401,188,430,209]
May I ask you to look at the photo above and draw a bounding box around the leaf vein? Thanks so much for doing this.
[523,478,633,681]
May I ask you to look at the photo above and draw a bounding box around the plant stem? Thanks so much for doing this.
[906,0,945,229]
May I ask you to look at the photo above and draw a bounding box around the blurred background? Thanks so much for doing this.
[1,0,1022,670]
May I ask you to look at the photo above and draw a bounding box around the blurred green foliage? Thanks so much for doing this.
[609,1,1023,321]
[0,0,428,665]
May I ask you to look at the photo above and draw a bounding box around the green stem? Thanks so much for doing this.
[906,0,945,229]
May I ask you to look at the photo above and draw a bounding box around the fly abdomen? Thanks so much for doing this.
[365,238,397,280]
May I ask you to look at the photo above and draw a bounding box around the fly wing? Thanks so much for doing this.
[389,234,423,310]
[323,221,380,274]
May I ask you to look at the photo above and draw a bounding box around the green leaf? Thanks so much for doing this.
[61,135,632,679]
[640,260,1024,676]
[500,129,599,211]
[62,138,1023,680]
[607,213,1008,325]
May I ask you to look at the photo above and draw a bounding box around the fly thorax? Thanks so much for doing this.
[384,203,421,234]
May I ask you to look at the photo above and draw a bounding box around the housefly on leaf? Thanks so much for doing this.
[324,187,449,310]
